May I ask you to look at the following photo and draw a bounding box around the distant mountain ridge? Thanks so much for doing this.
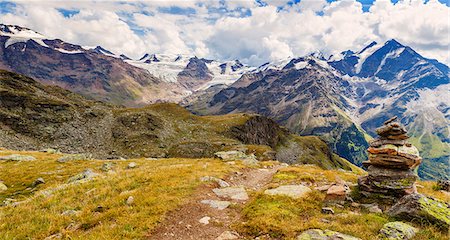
[186,40,450,180]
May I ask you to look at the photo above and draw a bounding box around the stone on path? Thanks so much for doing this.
[200,176,230,188]
[0,154,36,161]
[198,216,210,225]
[264,185,312,199]
[378,221,417,240]
[297,229,361,240]
[213,187,249,201]
[200,200,231,210]
[216,231,239,240]
[387,193,450,230]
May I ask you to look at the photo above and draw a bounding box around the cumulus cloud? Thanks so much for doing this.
[0,0,448,65]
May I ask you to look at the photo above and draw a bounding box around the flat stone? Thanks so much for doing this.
[378,221,417,240]
[321,207,334,214]
[213,187,248,201]
[32,177,45,187]
[388,193,450,230]
[200,176,230,188]
[199,216,210,225]
[297,229,361,240]
[315,185,331,192]
[201,200,231,210]
[264,185,312,199]
[68,169,98,183]
[216,231,239,240]
[0,154,36,161]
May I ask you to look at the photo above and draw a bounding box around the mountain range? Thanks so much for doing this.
[0,24,448,179]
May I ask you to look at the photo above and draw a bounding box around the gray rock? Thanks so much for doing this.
[32,177,45,187]
[0,154,36,161]
[321,207,334,214]
[199,216,210,225]
[213,187,249,201]
[68,169,98,183]
[126,196,134,205]
[0,182,7,192]
[388,193,450,230]
[101,162,115,172]
[297,229,361,240]
[57,154,91,163]
[200,176,230,188]
[216,231,239,240]
[264,185,312,199]
[361,203,382,213]
[126,162,137,169]
[378,221,417,240]
[200,200,231,210]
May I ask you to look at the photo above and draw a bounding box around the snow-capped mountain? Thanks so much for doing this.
[186,40,450,180]
[0,24,191,105]
[126,53,255,91]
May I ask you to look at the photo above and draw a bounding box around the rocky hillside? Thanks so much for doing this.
[0,69,351,169]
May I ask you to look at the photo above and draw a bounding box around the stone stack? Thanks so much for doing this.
[358,117,422,198]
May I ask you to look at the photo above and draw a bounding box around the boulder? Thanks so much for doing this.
[325,183,350,202]
[201,200,231,210]
[387,193,450,230]
[68,169,98,183]
[213,187,249,201]
[0,154,36,161]
[296,229,361,240]
[264,185,312,199]
[378,221,417,240]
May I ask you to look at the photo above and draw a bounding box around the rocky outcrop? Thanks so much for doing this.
[358,117,421,198]
[387,193,450,230]
[378,221,417,240]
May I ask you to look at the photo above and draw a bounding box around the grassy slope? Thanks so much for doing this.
[0,150,241,239]
[237,165,449,240]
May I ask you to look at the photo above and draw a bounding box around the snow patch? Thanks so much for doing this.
[354,42,383,74]
[1,25,50,48]
[55,48,83,54]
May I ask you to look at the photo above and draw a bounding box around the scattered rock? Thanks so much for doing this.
[101,162,115,172]
[200,176,230,188]
[0,182,7,192]
[325,182,350,202]
[437,180,449,192]
[199,216,210,225]
[61,210,80,216]
[264,185,312,199]
[388,193,450,230]
[32,177,45,187]
[68,169,98,183]
[213,187,249,201]
[57,154,91,163]
[360,203,382,213]
[321,207,335,214]
[94,205,105,212]
[44,233,62,240]
[296,229,361,240]
[200,200,231,210]
[378,221,417,240]
[126,162,137,169]
[0,154,36,161]
[216,231,239,240]
[126,196,134,205]
[40,148,59,154]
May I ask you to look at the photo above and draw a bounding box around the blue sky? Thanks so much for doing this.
[0,0,449,65]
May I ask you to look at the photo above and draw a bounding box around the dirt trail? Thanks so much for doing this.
[148,165,282,240]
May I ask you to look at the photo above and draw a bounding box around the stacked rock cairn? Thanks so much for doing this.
[358,116,422,199]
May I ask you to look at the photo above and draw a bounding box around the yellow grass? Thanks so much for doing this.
[0,150,239,239]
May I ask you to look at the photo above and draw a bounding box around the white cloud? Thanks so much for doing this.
[0,0,449,65]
